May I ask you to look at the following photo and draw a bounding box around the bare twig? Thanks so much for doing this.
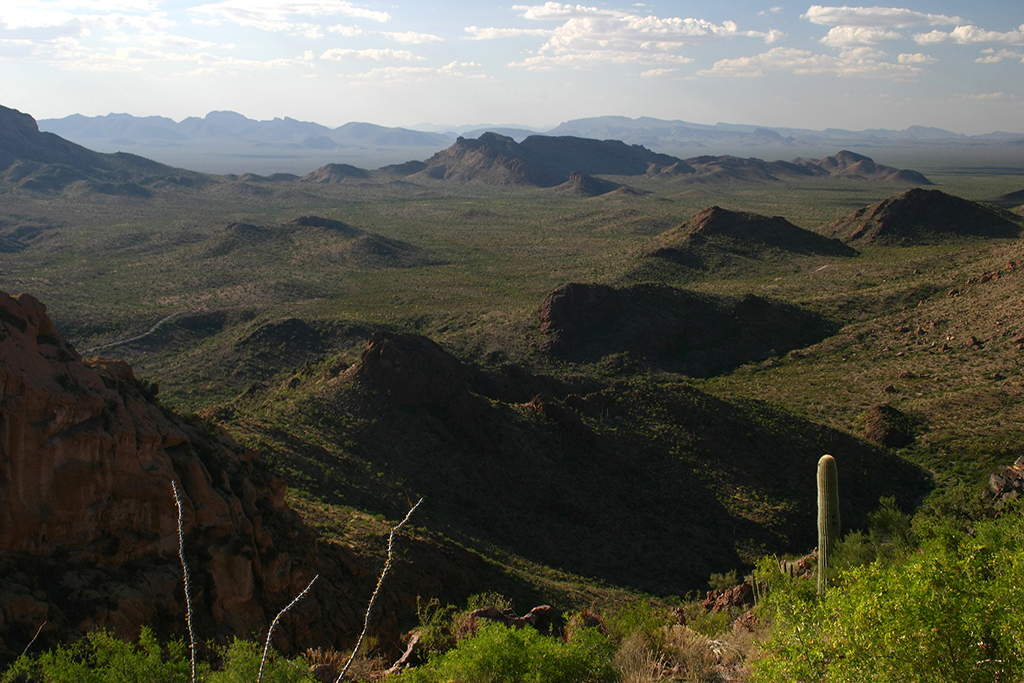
[20,620,47,657]
[172,480,197,683]
[336,498,423,683]
[256,574,319,683]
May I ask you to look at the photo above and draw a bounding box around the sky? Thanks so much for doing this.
[1,1,1022,134]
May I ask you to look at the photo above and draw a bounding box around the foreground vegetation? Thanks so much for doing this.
[6,501,1021,682]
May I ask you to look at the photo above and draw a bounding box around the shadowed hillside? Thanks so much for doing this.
[223,331,930,596]
[538,282,839,375]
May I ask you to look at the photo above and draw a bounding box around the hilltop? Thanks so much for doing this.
[628,206,857,282]
[828,188,1023,246]
[192,215,439,270]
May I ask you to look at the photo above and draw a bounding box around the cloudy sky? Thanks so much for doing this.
[1,1,1022,133]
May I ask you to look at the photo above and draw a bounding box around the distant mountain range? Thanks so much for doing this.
[1,103,937,196]
[0,104,206,197]
[37,112,1024,175]
[382,134,931,191]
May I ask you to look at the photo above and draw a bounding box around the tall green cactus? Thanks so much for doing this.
[817,454,840,596]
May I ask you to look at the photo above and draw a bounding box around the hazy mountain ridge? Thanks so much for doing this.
[0,104,206,195]
[36,111,1024,175]
[3,104,936,198]
[402,133,931,190]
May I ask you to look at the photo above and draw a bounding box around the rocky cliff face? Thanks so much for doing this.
[0,289,351,661]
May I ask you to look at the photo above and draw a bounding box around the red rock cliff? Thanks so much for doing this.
[0,290,351,660]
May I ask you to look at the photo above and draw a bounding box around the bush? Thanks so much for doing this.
[753,510,1024,683]
[2,628,197,683]
[1,629,315,683]
[398,622,618,683]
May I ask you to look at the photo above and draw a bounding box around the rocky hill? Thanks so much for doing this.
[679,151,930,184]
[537,282,839,375]
[405,132,932,188]
[408,132,690,186]
[300,163,370,183]
[828,188,1023,246]
[0,105,205,195]
[193,215,440,269]
[632,206,857,281]
[554,172,625,197]
[794,150,932,183]
[222,330,929,597]
[0,289,340,660]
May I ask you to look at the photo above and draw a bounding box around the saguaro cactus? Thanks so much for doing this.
[817,454,840,596]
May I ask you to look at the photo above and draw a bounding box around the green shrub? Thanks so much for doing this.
[1,630,315,683]
[603,600,670,647]
[414,596,459,656]
[398,622,618,683]
[753,510,1024,683]
[206,638,314,683]
[2,628,197,683]
[707,569,739,592]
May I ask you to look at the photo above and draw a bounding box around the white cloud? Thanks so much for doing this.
[974,48,1024,64]
[379,30,443,44]
[186,0,389,33]
[914,24,1024,46]
[463,26,552,40]
[952,92,1012,101]
[498,7,774,68]
[802,5,963,29]
[820,26,901,47]
[898,52,936,64]
[326,24,361,36]
[699,45,920,77]
[347,60,485,82]
[839,46,887,60]
[640,67,678,77]
[321,47,422,61]
[513,51,694,69]
[105,30,218,49]
[759,6,784,16]
[513,3,610,20]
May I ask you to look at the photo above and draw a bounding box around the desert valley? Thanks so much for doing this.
[3,100,1024,681]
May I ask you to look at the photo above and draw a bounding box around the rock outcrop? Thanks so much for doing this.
[0,289,343,661]
[984,456,1024,514]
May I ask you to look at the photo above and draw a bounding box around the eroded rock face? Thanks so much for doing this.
[0,290,332,660]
